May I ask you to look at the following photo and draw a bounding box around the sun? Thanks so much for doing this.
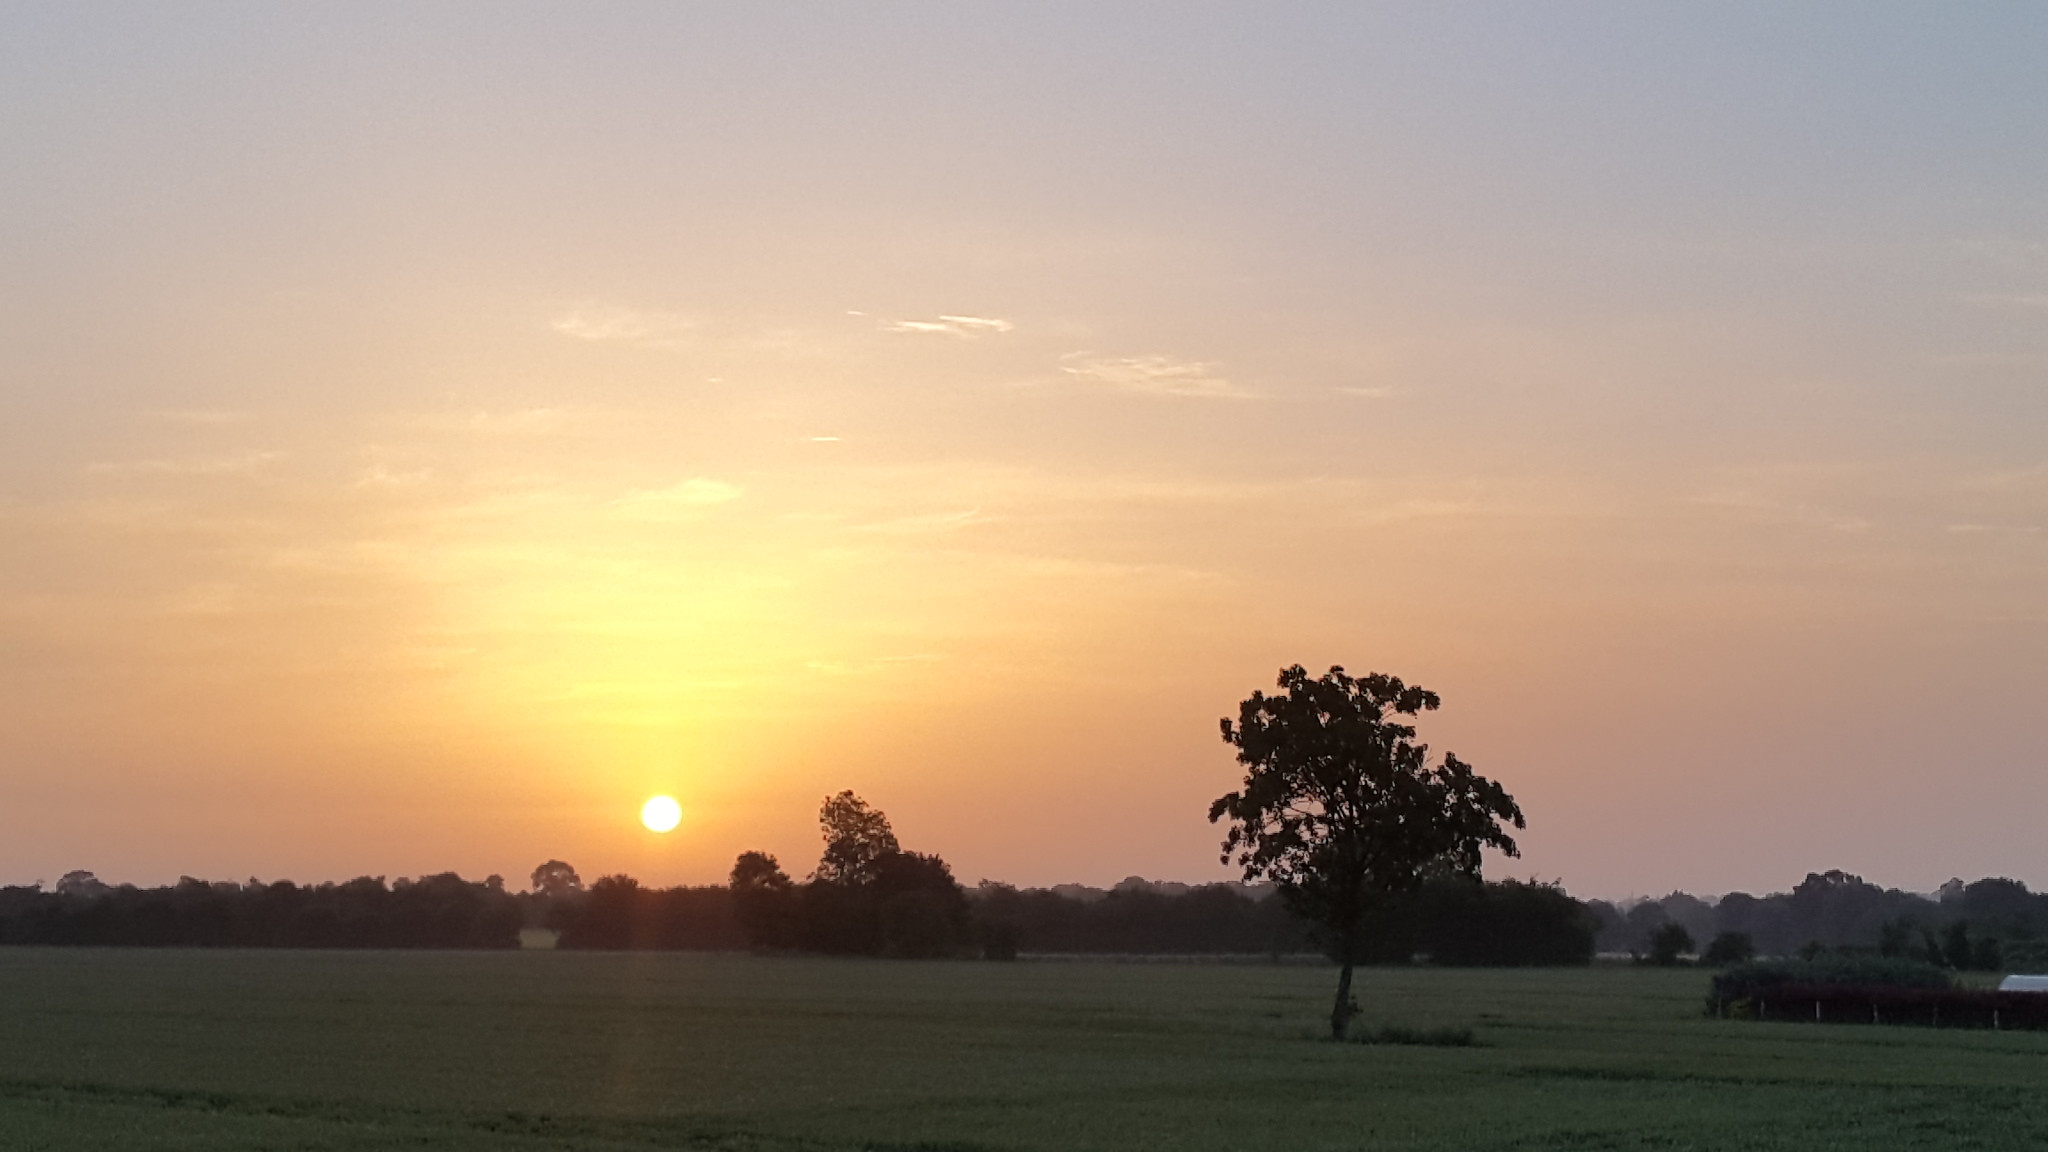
[640,795,682,833]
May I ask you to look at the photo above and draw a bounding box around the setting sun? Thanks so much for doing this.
[640,795,683,834]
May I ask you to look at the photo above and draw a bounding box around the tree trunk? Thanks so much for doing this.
[1330,958,1356,1040]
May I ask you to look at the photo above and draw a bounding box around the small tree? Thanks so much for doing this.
[782,791,972,957]
[1210,664,1523,1040]
[529,860,583,899]
[814,791,901,884]
[1648,922,1694,966]
[729,851,796,950]
[1700,930,1755,967]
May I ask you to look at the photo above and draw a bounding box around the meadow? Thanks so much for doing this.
[2,950,2045,1151]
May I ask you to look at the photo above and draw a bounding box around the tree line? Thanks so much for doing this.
[12,855,2038,971]
[13,665,2025,995]
[1590,869,2048,971]
[0,871,522,948]
[0,786,1589,962]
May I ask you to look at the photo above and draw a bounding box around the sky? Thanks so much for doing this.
[4,4,2047,900]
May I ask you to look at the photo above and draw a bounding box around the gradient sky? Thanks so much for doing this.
[5,5,2046,899]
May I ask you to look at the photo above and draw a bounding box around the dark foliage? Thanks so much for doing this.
[0,872,520,948]
[721,792,974,958]
[1709,957,2045,1030]
[0,863,1598,962]
[796,850,972,957]
[728,851,798,949]
[813,791,900,885]
[1648,922,1694,966]
[1701,931,1756,967]
[1592,871,2045,966]
[1709,955,1954,1004]
[1209,665,1524,1037]
[971,880,1311,955]
[1349,879,1597,966]
[552,876,748,950]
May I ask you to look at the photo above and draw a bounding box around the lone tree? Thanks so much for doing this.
[1210,664,1524,1040]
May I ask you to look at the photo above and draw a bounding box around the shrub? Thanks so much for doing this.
[1701,931,1755,967]
[1709,955,1953,1007]
[1648,922,1694,966]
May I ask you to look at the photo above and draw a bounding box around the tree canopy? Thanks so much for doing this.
[814,790,901,884]
[1211,664,1524,1038]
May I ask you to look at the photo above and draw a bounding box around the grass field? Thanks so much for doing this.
[2,950,2046,1150]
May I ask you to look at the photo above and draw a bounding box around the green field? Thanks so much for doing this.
[2,950,2045,1150]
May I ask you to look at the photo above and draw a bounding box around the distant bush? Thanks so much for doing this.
[1700,931,1755,967]
[1648,922,1694,966]
[1709,955,1953,1007]
[1711,956,2048,1031]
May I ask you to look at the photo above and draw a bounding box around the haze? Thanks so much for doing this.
[4,5,2045,899]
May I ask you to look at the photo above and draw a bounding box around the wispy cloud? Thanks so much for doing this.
[611,478,744,520]
[353,464,433,489]
[1063,354,1258,399]
[551,306,698,347]
[883,315,1014,337]
[1946,523,2041,535]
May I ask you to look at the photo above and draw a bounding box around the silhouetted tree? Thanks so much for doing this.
[1648,921,1694,966]
[727,793,970,957]
[729,851,797,949]
[0,872,519,947]
[869,850,971,957]
[1622,901,1673,957]
[1408,878,1595,966]
[1210,665,1523,1039]
[1701,931,1756,967]
[802,793,970,956]
[814,791,900,884]
[530,860,583,899]
[553,874,747,951]
[56,870,107,899]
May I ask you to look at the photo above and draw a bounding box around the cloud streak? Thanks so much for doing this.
[611,478,744,520]
[1062,354,1257,399]
[551,306,699,347]
[883,315,1014,337]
